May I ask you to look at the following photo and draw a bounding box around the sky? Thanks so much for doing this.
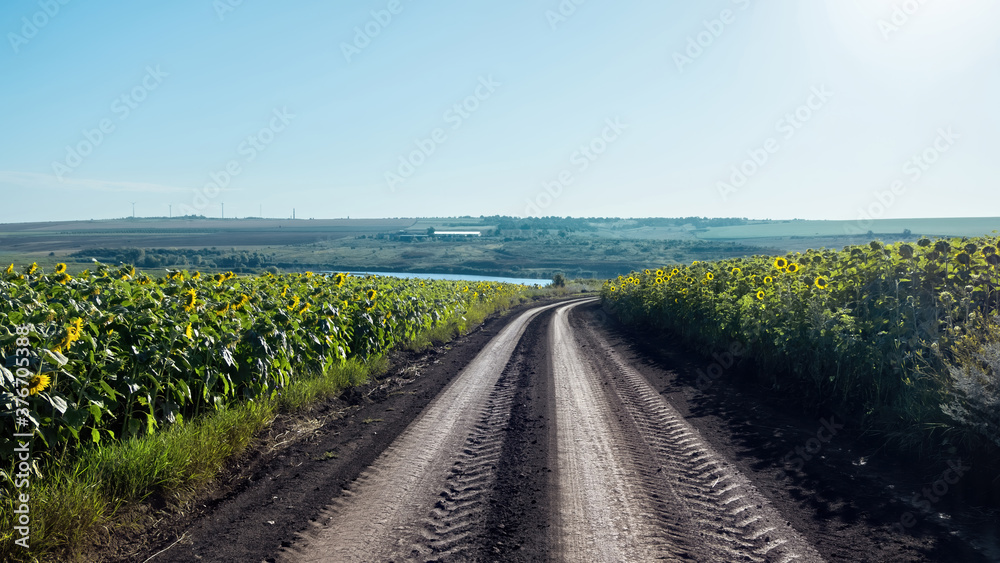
[1,0,998,223]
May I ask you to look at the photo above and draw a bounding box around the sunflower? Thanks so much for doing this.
[366,289,377,300]
[192,271,201,280]
[814,276,828,289]
[185,324,193,340]
[756,290,765,300]
[183,289,197,311]
[288,295,301,311]
[655,269,664,277]
[305,271,314,277]
[705,272,714,280]
[55,272,72,284]
[55,318,84,352]
[4,263,13,274]
[282,285,289,297]
[54,263,67,274]
[774,257,788,270]
[786,263,799,274]
[644,269,651,275]
[334,273,346,287]
[28,373,51,395]
[26,262,38,275]
[654,278,663,285]
[764,276,773,285]
[671,269,679,276]
[731,267,741,275]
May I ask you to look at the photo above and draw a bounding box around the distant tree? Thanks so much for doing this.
[552,273,566,287]
[903,228,912,237]
[427,227,436,236]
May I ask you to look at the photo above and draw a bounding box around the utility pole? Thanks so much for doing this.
[293,208,296,220]
[129,201,136,218]
[221,202,225,219]
[169,204,172,218]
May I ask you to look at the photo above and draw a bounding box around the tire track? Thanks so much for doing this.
[569,304,826,563]
[407,362,519,561]
[279,300,576,563]
[550,301,671,562]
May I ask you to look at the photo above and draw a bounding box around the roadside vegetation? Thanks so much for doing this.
[602,236,1000,488]
[0,263,536,561]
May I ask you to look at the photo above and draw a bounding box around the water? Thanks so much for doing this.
[321,270,551,287]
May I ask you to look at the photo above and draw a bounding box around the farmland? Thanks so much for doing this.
[601,235,1000,492]
[0,262,534,559]
[4,215,998,281]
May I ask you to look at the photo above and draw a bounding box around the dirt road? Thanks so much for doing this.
[282,299,822,562]
[133,298,995,562]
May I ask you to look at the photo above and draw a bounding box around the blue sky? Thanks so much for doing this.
[1,0,997,223]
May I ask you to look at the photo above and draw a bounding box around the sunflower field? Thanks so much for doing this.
[602,236,1000,457]
[0,263,529,463]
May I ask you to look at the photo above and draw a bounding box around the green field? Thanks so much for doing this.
[2,216,999,280]
[696,217,1000,240]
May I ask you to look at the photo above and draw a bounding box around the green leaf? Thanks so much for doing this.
[45,349,69,366]
[49,395,69,414]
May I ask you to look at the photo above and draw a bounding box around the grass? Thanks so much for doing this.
[0,290,553,562]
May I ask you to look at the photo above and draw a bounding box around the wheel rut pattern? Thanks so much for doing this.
[576,311,826,563]
[405,363,519,561]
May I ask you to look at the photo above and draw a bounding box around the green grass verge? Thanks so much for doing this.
[0,293,537,562]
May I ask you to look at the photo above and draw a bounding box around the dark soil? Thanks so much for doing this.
[587,301,999,562]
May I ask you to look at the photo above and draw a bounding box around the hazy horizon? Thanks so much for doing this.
[2,1,998,223]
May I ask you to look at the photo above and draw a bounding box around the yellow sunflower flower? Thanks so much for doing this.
[774,257,788,270]
[183,289,197,311]
[786,263,799,274]
[814,276,828,289]
[54,263,67,274]
[756,290,765,300]
[367,289,377,300]
[28,373,51,395]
